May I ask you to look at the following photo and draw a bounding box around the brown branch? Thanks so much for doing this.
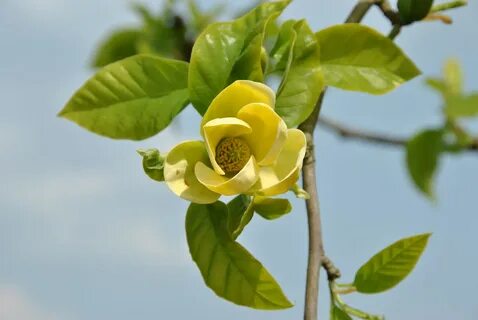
[376,0,401,25]
[318,116,478,152]
[299,93,325,320]
[299,2,378,320]
[300,1,473,319]
[319,116,407,147]
[321,256,342,281]
[345,0,401,26]
[345,0,379,23]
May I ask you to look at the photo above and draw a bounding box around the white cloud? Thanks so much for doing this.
[7,0,71,24]
[0,110,197,268]
[5,170,112,216]
[92,220,189,266]
[0,285,67,320]
[0,125,25,156]
[1,168,187,267]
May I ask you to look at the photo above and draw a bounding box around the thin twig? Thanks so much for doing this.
[318,116,478,152]
[375,0,401,25]
[319,116,406,146]
[388,24,402,39]
[345,0,379,23]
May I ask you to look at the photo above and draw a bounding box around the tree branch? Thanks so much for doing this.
[300,2,377,319]
[375,0,401,25]
[345,0,379,23]
[319,116,406,147]
[318,116,478,152]
[299,93,325,320]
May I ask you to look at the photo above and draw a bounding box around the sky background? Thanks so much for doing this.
[1,0,477,319]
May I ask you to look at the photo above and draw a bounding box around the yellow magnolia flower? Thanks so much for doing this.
[163,80,307,204]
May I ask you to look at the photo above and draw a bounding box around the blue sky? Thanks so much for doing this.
[1,0,477,319]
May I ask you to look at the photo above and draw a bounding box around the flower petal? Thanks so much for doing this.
[237,103,288,166]
[203,117,252,175]
[164,140,220,204]
[255,129,306,196]
[201,80,275,134]
[195,156,259,196]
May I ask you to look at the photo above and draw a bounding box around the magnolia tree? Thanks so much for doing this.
[59,0,475,319]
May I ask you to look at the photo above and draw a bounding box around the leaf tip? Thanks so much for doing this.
[422,232,433,240]
[57,108,67,118]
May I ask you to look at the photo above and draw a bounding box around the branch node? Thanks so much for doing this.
[321,255,342,281]
[304,136,316,166]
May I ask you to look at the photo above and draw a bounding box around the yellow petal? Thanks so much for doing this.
[203,117,252,175]
[164,140,220,204]
[201,80,275,135]
[194,156,259,196]
[237,103,288,166]
[255,129,306,196]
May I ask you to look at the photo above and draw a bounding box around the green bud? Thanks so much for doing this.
[398,0,434,25]
[137,148,165,182]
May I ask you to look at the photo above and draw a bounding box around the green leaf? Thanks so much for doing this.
[253,197,291,220]
[426,59,463,99]
[268,20,297,73]
[316,24,421,94]
[186,202,293,309]
[445,122,474,150]
[444,94,478,118]
[398,0,434,25]
[275,20,324,127]
[91,29,141,68]
[227,195,254,239]
[353,233,431,294]
[132,4,156,26]
[137,148,165,182]
[406,129,444,198]
[425,60,477,119]
[425,77,447,96]
[443,59,463,96]
[59,55,189,140]
[137,17,187,60]
[188,0,290,114]
[187,0,226,33]
[332,306,353,320]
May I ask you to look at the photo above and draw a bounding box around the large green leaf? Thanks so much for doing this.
[398,0,434,25]
[406,129,444,198]
[316,24,420,94]
[353,233,431,294]
[91,29,141,68]
[227,195,254,239]
[188,0,290,114]
[186,202,293,309]
[275,20,324,127]
[253,197,291,220]
[59,55,189,140]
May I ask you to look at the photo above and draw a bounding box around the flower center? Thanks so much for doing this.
[215,137,251,175]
